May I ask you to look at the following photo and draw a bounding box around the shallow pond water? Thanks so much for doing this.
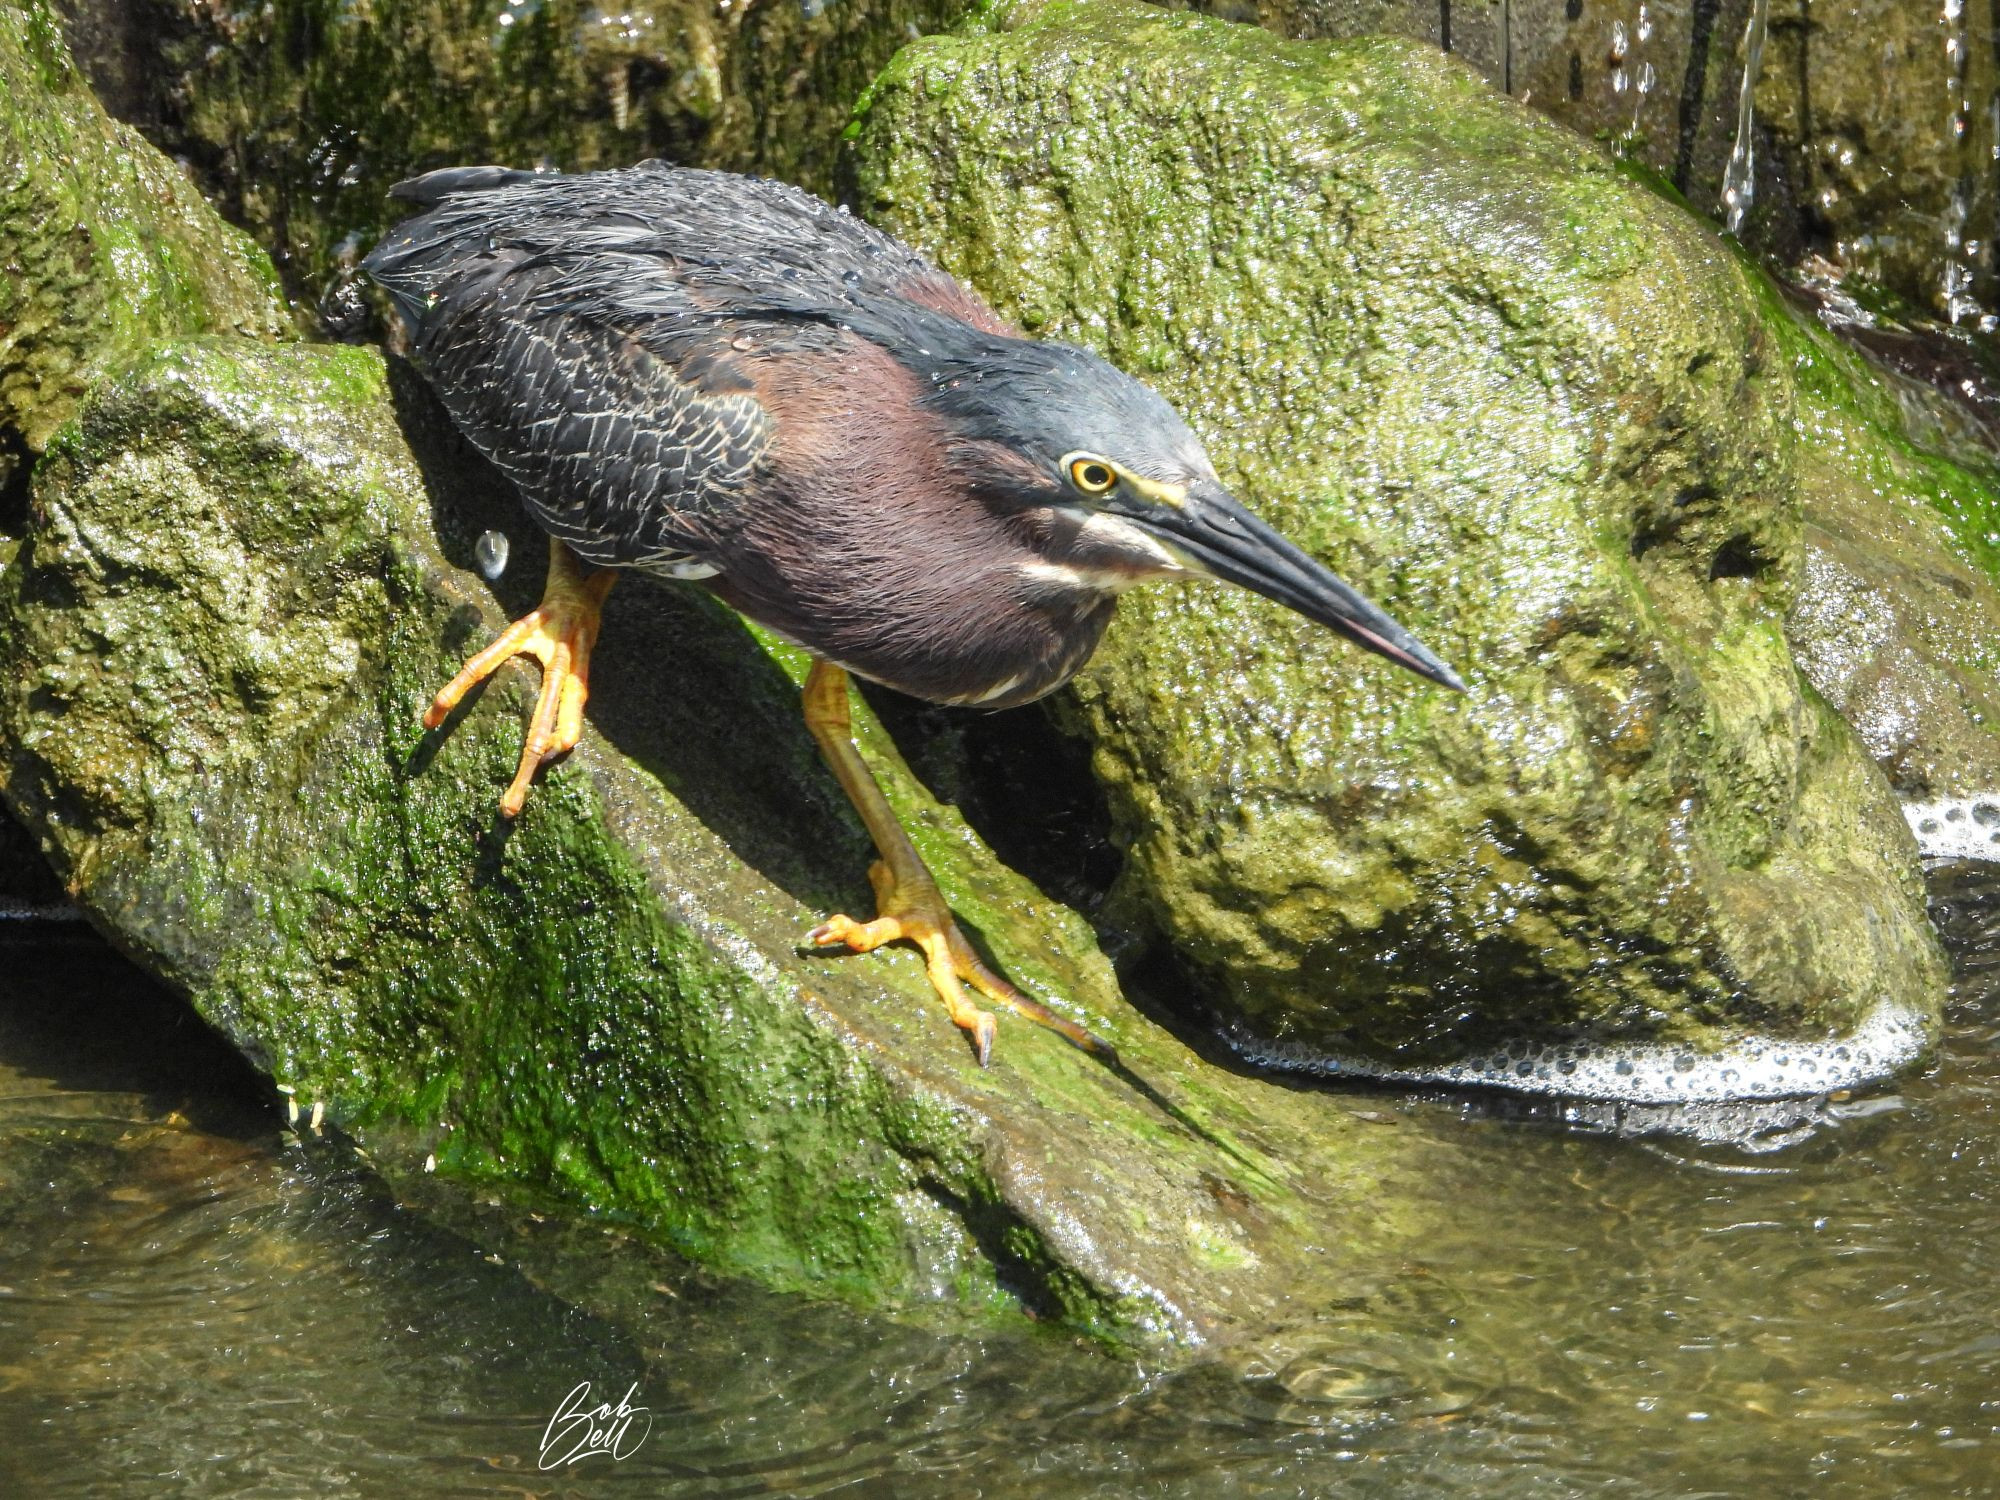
[1,866,1996,1498]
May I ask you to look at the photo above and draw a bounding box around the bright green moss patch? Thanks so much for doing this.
[1754,285,2000,797]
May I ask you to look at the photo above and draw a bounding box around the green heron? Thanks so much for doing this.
[364,162,1463,1064]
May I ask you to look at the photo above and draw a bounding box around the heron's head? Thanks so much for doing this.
[914,335,1466,692]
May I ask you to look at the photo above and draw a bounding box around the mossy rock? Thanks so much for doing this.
[848,0,1948,1083]
[1166,0,1997,324]
[1750,0,1997,321]
[0,0,289,470]
[0,336,1492,1345]
[1772,293,2000,805]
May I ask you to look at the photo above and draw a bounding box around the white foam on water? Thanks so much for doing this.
[1905,794,2000,862]
[1222,989,1937,1105]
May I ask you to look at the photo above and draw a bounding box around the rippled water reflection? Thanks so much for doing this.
[2,867,1996,1496]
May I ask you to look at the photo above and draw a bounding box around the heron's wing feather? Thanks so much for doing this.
[359,164,1013,570]
[387,164,545,205]
[378,241,771,574]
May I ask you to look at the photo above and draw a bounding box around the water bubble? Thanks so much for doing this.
[1219,990,1932,1105]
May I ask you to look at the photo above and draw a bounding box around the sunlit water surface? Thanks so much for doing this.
[1,866,1996,1498]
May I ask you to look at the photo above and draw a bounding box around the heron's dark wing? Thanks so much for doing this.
[415,251,771,574]
[362,163,1018,572]
[366,197,792,574]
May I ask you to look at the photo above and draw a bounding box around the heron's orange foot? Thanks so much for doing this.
[808,861,1114,1066]
[424,542,616,817]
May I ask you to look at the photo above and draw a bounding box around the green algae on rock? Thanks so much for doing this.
[0,0,289,475]
[848,0,1948,1084]
[1175,0,1999,329]
[64,0,974,311]
[0,336,1484,1343]
[1773,295,2000,806]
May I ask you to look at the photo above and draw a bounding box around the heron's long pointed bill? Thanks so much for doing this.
[1136,488,1467,692]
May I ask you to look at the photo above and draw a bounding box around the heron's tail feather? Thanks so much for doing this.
[388,164,544,205]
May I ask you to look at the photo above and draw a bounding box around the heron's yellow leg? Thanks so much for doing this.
[424,536,617,817]
[801,659,1113,1066]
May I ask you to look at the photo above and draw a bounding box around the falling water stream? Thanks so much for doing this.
[2,861,1995,1497]
[1719,0,1770,234]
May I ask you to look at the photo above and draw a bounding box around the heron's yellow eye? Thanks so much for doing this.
[1066,456,1118,496]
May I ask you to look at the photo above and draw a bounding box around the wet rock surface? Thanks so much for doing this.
[0,337,1484,1344]
[1777,300,2000,803]
[849,0,1948,1074]
[1749,0,1996,323]
[0,0,289,470]
[1,0,291,899]
[1186,0,1999,330]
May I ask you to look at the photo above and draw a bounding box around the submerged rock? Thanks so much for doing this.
[849,0,1948,1081]
[0,0,288,472]
[0,337,1495,1343]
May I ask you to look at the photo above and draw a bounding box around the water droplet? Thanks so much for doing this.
[476,530,510,581]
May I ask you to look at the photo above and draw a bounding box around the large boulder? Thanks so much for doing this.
[848,0,1948,1088]
[1,0,291,896]
[0,337,1493,1345]
[0,0,289,477]
[1182,0,1996,324]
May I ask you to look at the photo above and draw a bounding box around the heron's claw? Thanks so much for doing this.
[424,539,615,817]
[809,861,1113,1066]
